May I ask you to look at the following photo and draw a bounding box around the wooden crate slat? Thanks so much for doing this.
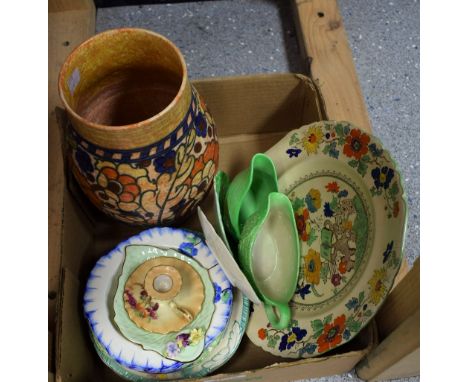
[48,1,419,380]
[292,0,372,132]
[356,309,420,380]
[48,5,95,331]
[292,1,418,379]
[49,0,95,13]
[291,0,410,289]
[377,257,420,340]
[369,348,420,381]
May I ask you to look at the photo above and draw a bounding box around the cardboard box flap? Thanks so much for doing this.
[56,268,97,381]
[192,73,326,138]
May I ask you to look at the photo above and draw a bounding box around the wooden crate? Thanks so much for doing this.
[48,0,419,380]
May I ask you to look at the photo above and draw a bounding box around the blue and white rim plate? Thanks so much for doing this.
[83,227,233,374]
[88,288,250,381]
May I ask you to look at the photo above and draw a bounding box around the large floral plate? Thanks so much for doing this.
[246,121,407,358]
[84,228,233,373]
[88,288,250,381]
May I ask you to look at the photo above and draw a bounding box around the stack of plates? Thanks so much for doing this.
[84,227,249,380]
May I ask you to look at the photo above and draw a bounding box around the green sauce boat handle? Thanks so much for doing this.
[264,302,291,330]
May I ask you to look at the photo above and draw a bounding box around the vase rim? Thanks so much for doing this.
[58,27,189,133]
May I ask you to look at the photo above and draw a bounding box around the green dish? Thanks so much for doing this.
[238,192,300,329]
[224,153,278,240]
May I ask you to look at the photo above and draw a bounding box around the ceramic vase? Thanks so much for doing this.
[58,28,218,225]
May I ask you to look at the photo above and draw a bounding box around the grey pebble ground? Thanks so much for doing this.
[96,0,420,380]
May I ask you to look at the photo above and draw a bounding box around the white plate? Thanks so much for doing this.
[89,288,249,380]
[84,227,233,373]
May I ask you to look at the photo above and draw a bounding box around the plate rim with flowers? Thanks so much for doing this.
[246,120,407,358]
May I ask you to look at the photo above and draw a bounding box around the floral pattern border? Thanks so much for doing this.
[286,122,401,219]
[68,87,219,225]
[256,240,401,357]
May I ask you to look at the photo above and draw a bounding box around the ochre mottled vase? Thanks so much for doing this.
[59,28,218,225]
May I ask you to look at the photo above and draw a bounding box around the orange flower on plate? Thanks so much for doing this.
[258,328,267,340]
[326,181,340,193]
[295,207,311,242]
[343,129,370,160]
[317,314,346,353]
[339,260,347,274]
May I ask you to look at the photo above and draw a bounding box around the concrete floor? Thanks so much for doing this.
[96,1,420,381]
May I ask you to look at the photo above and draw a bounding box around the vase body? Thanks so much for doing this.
[58,28,218,225]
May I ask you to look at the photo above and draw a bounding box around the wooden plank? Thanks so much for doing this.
[49,330,53,372]
[49,0,94,13]
[48,5,95,331]
[376,257,420,340]
[292,1,417,378]
[356,309,420,381]
[292,0,372,132]
[292,0,411,283]
[369,348,420,381]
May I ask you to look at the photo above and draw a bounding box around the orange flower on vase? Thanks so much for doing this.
[343,129,370,160]
[70,159,103,208]
[203,140,219,164]
[96,162,147,212]
[183,140,219,214]
[258,328,267,340]
[317,314,346,353]
[191,141,219,179]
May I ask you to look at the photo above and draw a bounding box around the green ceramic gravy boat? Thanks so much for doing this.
[224,153,278,240]
[238,192,300,329]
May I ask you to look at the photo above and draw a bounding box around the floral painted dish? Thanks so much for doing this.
[88,288,250,381]
[84,228,233,373]
[246,121,407,358]
[113,246,215,362]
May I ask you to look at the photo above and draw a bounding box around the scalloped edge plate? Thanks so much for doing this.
[88,288,250,381]
[84,227,233,373]
[246,121,407,358]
